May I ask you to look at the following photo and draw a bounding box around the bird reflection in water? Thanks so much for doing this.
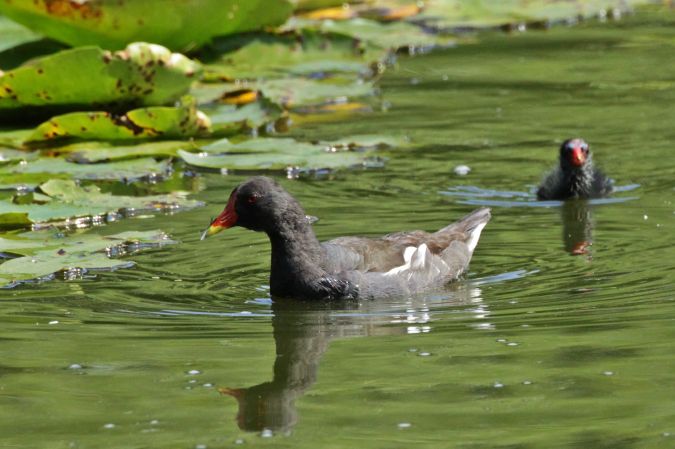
[560,200,594,257]
[219,284,484,434]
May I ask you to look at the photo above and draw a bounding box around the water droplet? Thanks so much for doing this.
[68,363,83,370]
[187,369,201,375]
[408,348,418,352]
[188,379,197,384]
[261,429,273,438]
[603,371,614,376]
[49,320,59,325]
[398,422,412,429]
[418,352,431,357]
[508,300,518,304]
[453,165,471,176]
[507,342,519,347]
[103,423,115,429]
[493,382,504,388]
[643,215,648,220]
[496,338,507,343]
[522,380,532,385]
[150,419,159,425]
[195,445,207,449]
[203,383,213,388]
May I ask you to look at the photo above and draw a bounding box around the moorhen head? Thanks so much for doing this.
[537,138,613,200]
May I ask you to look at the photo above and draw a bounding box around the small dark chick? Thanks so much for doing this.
[537,138,613,200]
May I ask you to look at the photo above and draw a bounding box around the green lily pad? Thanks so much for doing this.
[0,148,37,164]
[26,98,211,143]
[258,77,376,108]
[0,43,200,119]
[0,157,171,182]
[200,95,285,134]
[0,1,293,51]
[0,179,202,229]
[0,15,41,53]
[287,17,452,50]
[412,0,649,31]
[178,136,384,171]
[64,141,194,163]
[0,229,176,287]
[204,29,384,81]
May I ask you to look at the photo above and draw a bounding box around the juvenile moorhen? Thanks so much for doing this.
[537,138,613,200]
[202,177,491,300]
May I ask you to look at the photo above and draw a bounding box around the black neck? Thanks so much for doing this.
[267,213,326,297]
[561,159,594,197]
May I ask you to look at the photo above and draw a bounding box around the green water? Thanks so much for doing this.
[2,8,675,449]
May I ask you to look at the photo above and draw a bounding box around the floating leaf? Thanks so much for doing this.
[0,15,41,53]
[0,157,171,182]
[178,136,382,171]
[411,0,649,31]
[0,1,293,51]
[0,43,201,120]
[27,98,211,142]
[200,95,285,134]
[290,17,452,50]
[0,148,38,164]
[258,77,376,108]
[0,229,176,287]
[204,30,384,81]
[0,179,202,229]
[64,141,193,163]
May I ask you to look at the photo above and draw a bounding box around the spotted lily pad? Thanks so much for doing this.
[178,136,387,172]
[204,30,384,81]
[0,229,176,287]
[27,98,211,142]
[0,179,202,229]
[257,77,376,108]
[0,43,201,120]
[64,141,193,163]
[0,1,293,51]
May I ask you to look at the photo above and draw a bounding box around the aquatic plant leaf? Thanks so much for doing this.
[26,99,211,142]
[0,148,38,164]
[0,229,176,287]
[257,78,376,108]
[178,136,379,171]
[319,134,406,149]
[0,179,202,229]
[64,141,192,163]
[199,95,285,134]
[0,15,41,53]
[0,157,171,182]
[204,30,384,81]
[287,17,451,50]
[290,0,346,11]
[0,43,200,118]
[412,0,650,31]
[0,1,293,51]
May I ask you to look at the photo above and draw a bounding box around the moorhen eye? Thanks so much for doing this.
[200,176,490,301]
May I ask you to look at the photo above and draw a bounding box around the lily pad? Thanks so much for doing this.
[64,141,193,163]
[178,136,384,172]
[0,148,38,164]
[0,229,176,287]
[27,98,211,143]
[0,43,200,118]
[0,1,293,51]
[200,95,285,134]
[412,0,649,31]
[204,30,384,81]
[0,179,202,229]
[0,157,171,182]
[287,17,451,50]
[258,77,376,108]
[0,15,42,53]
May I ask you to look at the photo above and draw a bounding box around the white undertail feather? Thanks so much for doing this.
[466,222,487,253]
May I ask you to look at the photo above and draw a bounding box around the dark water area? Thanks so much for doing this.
[1,8,674,449]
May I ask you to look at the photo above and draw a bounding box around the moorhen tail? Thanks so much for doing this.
[537,138,613,200]
[202,176,491,300]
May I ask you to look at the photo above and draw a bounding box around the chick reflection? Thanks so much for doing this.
[560,200,594,256]
[220,285,483,433]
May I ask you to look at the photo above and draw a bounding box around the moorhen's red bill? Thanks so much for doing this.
[537,138,613,200]
[202,176,491,301]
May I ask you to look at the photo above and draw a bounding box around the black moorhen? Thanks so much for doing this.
[537,138,613,200]
[201,177,491,300]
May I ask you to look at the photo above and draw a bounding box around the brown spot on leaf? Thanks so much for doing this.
[45,0,103,20]
[57,249,66,255]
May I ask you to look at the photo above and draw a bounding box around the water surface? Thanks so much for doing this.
[1,8,674,449]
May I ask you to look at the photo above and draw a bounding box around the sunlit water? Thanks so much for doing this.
[2,8,674,449]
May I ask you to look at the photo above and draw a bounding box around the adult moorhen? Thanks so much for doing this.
[537,138,613,200]
[201,176,491,300]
